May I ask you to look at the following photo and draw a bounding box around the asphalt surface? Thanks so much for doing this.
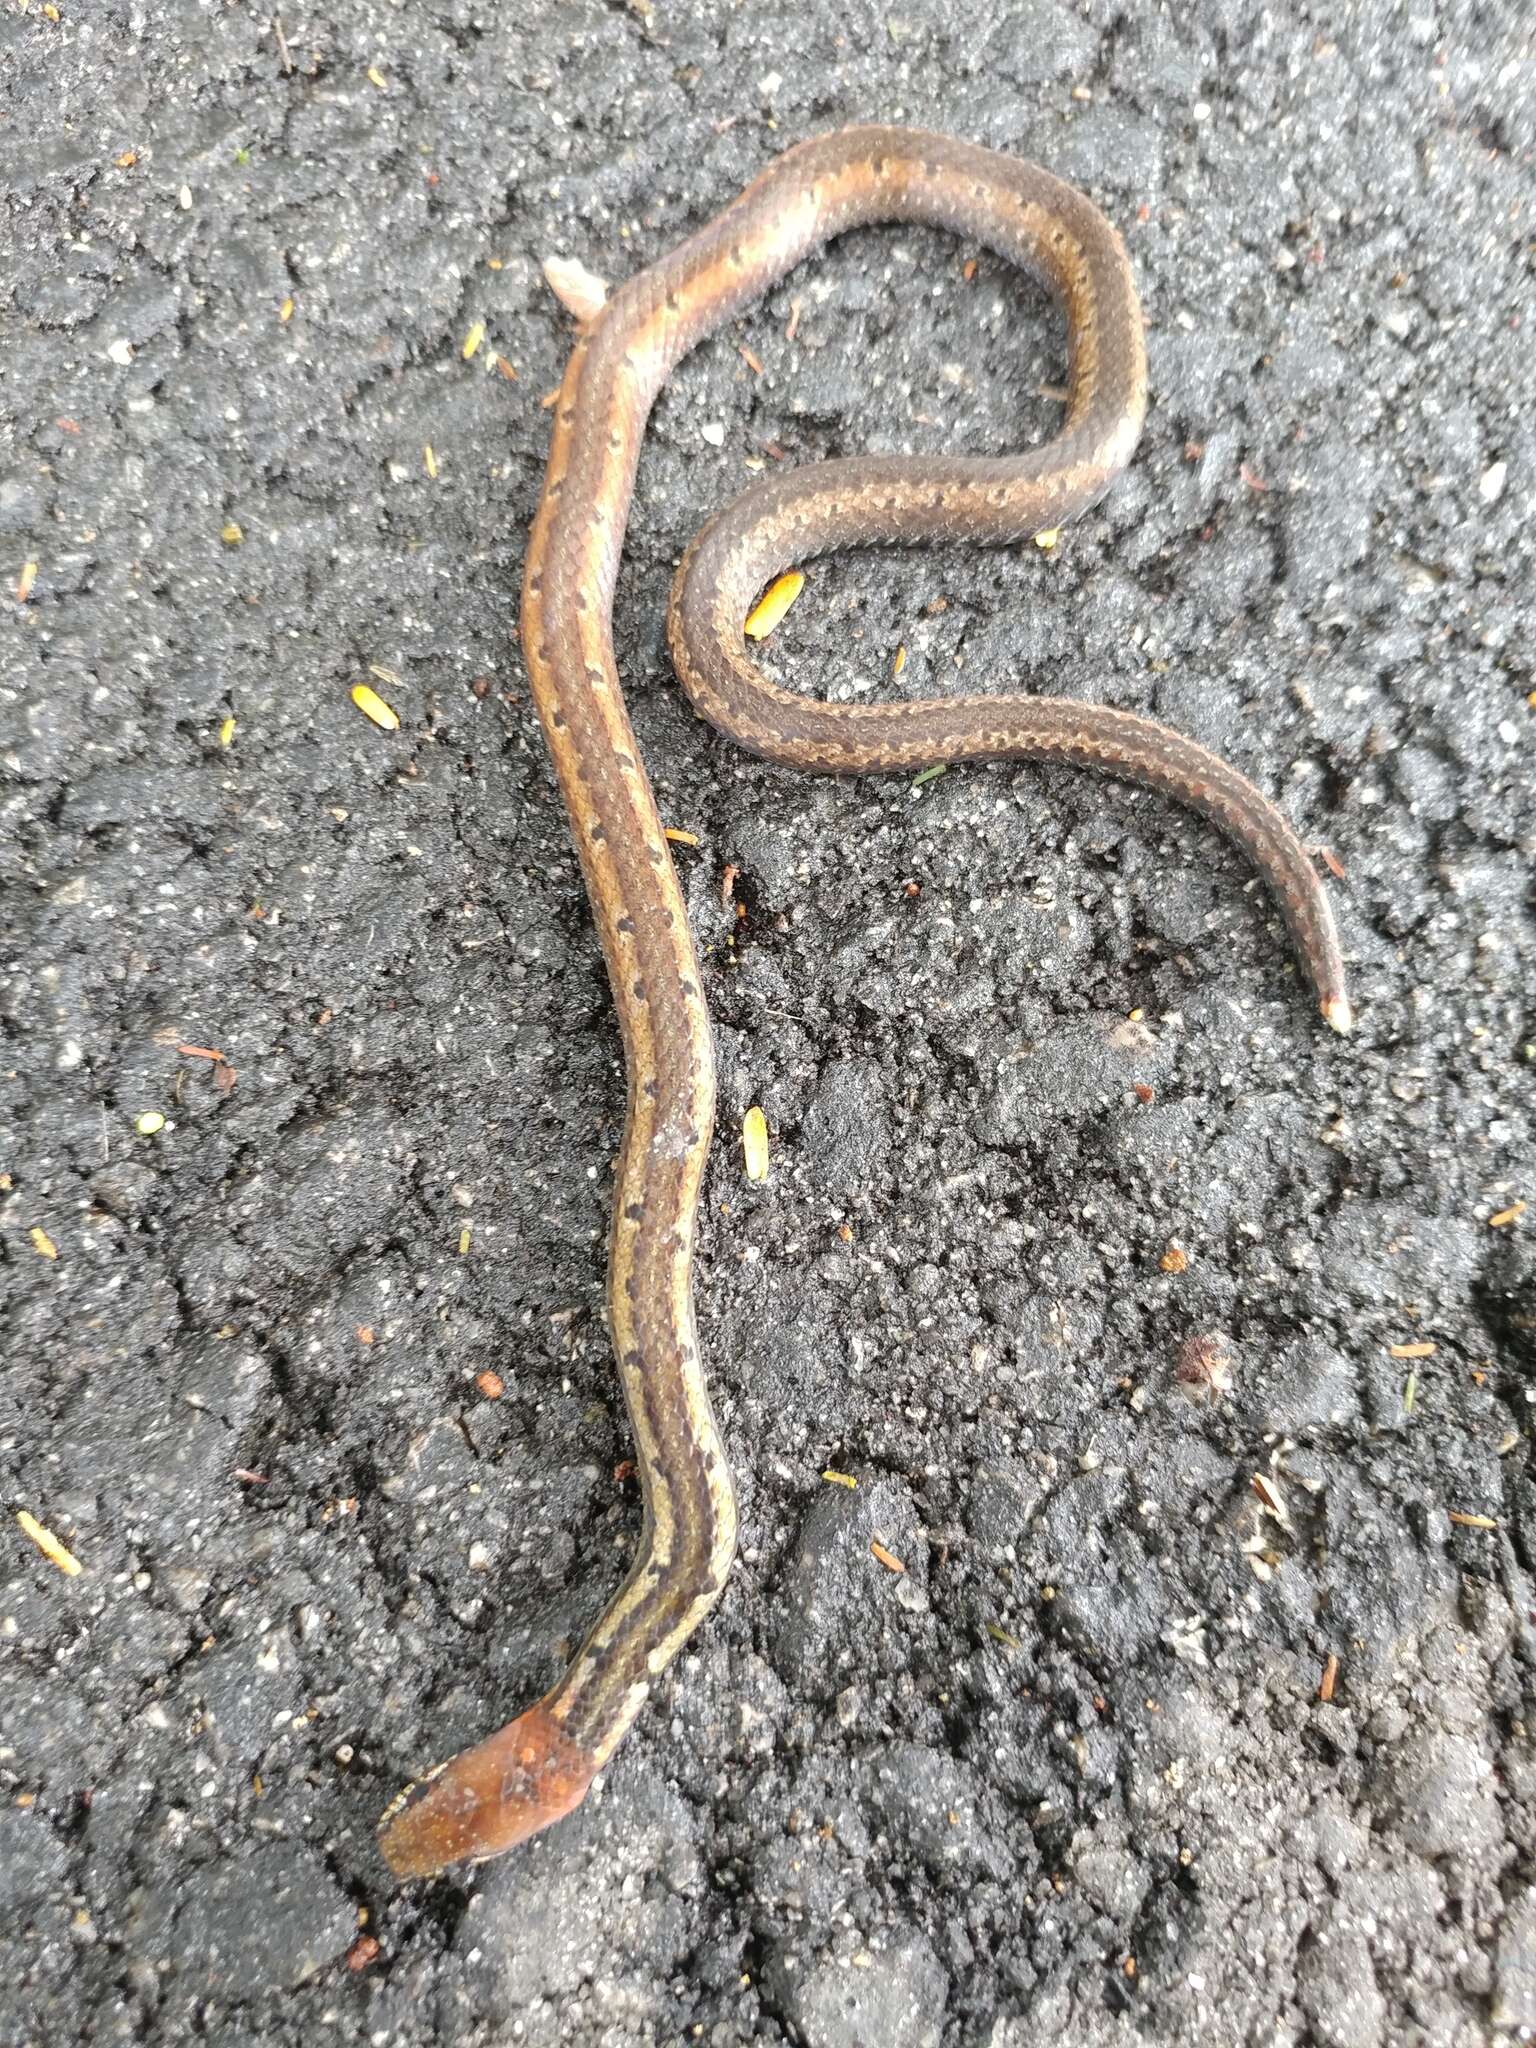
[4,2,1535,2043]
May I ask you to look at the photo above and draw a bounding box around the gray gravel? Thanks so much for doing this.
[4,2,1535,2044]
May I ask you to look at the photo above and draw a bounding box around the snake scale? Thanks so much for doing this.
[379,125,1349,1881]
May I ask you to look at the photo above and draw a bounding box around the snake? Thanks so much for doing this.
[377,124,1350,1881]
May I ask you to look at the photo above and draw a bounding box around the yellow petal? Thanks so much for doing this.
[350,684,400,731]
[744,571,804,640]
[16,1511,82,1576]
[742,1106,770,1182]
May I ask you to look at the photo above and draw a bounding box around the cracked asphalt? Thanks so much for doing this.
[4,2,1535,2043]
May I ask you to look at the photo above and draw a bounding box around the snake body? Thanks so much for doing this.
[378,126,1349,1881]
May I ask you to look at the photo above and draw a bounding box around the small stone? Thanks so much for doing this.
[131,1842,353,1991]
[1494,1890,1536,2027]
[701,421,726,447]
[773,1478,923,1698]
[763,1929,948,2048]
[0,1805,70,1907]
[1297,1915,1387,2047]
[1371,1728,1500,1856]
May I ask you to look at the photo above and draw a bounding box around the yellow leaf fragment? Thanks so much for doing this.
[279,296,295,323]
[16,561,38,603]
[1034,528,1060,550]
[221,523,243,546]
[462,320,486,360]
[1447,1510,1497,1530]
[870,1539,906,1574]
[367,65,388,89]
[219,715,236,748]
[1488,1200,1526,1228]
[821,1469,857,1489]
[1389,1341,1435,1359]
[458,1227,472,1256]
[29,1227,58,1260]
[423,444,438,479]
[17,1511,82,1576]
[663,827,700,847]
[892,643,907,678]
[542,254,610,323]
[744,570,804,640]
[350,684,400,731]
[135,1111,166,1136]
[742,1106,770,1183]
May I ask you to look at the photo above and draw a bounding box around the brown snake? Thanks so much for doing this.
[378,125,1350,1881]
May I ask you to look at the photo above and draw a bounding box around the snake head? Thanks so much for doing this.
[378,1702,597,1880]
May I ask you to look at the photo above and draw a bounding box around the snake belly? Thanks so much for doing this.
[377,125,1349,1882]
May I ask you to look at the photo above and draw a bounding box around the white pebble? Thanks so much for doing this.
[701,421,726,446]
[1479,460,1507,503]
